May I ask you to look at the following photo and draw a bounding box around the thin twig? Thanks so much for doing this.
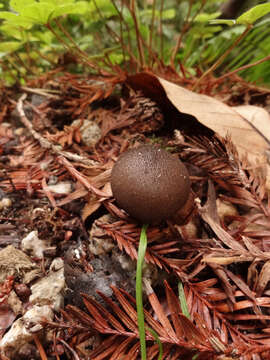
[33,334,48,360]
[57,156,110,198]
[159,0,164,63]
[111,0,128,68]
[25,31,34,69]
[21,86,60,99]
[46,22,99,72]
[126,3,160,69]
[57,339,80,360]
[119,1,126,67]
[122,1,161,68]
[93,0,140,68]
[54,18,99,70]
[149,0,157,66]
[170,0,195,67]
[130,0,145,68]
[17,94,97,167]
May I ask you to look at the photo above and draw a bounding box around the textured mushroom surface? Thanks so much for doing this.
[111,145,190,223]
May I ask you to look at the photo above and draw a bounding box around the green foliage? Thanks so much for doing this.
[0,0,269,85]
[0,41,21,54]
[194,11,221,22]
[211,4,270,26]
[3,0,89,25]
[225,17,270,83]
[178,282,190,319]
[0,0,91,84]
[205,4,270,83]
[237,3,270,24]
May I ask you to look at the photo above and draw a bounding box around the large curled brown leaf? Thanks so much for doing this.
[126,72,270,188]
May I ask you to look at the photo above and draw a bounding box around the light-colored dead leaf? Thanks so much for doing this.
[232,105,270,189]
[158,77,269,158]
[256,260,270,296]
[81,196,102,222]
[157,77,270,188]
[232,105,270,141]
[126,72,270,188]
[198,181,245,251]
[202,255,254,265]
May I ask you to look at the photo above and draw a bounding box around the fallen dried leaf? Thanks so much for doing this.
[126,72,270,188]
[198,181,245,251]
[81,196,102,222]
[232,105,270,143]
[158,77,270,162]
[256,260,270,296]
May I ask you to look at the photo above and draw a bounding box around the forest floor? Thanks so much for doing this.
[0,69,270,360]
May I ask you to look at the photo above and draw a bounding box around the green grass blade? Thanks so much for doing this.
[178,281,190,319]
[136,224,148,360]
[147,327,163,360]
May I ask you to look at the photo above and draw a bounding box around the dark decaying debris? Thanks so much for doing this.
[0,71,270,359]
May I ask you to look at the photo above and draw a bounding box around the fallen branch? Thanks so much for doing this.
[17,93,97,166]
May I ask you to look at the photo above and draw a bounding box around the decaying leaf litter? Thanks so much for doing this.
[0,69,270,360]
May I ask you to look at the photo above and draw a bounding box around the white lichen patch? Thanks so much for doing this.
[47,181,73,194]
[0,305,53,357]
[30,258,65,311]
[21,230,52,259]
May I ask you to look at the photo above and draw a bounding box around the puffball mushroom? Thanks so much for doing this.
[111,145,190,224]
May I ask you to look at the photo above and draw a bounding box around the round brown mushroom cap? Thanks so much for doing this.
[111,145,190,224]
